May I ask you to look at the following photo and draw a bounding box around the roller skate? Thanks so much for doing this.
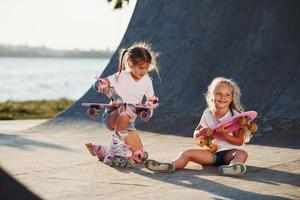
[103,133,135,168]
[132,146,149,164]
[85,143,109,161]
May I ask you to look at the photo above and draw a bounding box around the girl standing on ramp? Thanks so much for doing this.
[145,77,251,176]
[86,42,160,168]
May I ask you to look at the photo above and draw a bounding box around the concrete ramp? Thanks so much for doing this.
[41,0,300,148]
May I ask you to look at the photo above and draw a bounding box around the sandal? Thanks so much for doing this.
[145,159,175,173]
[218,163,247,176]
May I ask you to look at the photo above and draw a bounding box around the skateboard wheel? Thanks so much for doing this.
[248,122,258,132]
[239,117,248,126]
[209,144,218,153]
[197,139,208,147]
[140,110,150,122]
[127,159,135,168]
[98,156,105,162]
[120,159,128,168]
[87,107,99,119]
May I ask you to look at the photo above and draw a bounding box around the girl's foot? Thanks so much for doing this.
[145,159,175,173]
[218,163,246,176]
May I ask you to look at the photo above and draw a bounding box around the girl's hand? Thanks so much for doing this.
[216,125,228,137]
[204,127,213,136]
[195,127,213,138]
[217,126,245,146]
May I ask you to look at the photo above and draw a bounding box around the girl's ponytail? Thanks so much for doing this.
[117,49,128,81]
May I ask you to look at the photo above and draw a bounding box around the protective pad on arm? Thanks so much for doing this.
[145,96,159,109]
[93,76,110,94]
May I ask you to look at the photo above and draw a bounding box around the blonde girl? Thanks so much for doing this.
[146,77,250,176]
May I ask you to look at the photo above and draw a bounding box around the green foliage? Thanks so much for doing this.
[107,0,129,9]
[0,99,75,120]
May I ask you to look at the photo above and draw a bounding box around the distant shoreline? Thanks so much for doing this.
[0,44,114,59]
[0,56,110,60]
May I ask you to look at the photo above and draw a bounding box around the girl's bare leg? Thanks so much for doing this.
[109,106,131,133]
[218,149,248,176]
[108,110,119,130]
[145,148,214,172]
[109,107,142,149]
[125,131,143,152]
[108,106,143,151]
[224,149,248,165]
[115,114,130,133]
[172,149,214,169]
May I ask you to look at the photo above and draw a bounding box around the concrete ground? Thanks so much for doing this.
[0,120,299,200]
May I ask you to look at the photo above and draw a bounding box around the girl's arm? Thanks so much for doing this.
[193,124,213,139]
[194,124,202,139]
[145,95,159,108]
[145,79,158,108]
[218,126,245,146]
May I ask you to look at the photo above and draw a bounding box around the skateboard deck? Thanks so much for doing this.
[81,102,158,122]
[81,102,118,109]
[81,102,157,110]
[197,111,258,153]
[212,111,257,135]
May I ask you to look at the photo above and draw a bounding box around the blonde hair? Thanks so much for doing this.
[117,42,160,80]
[205,77,243,113]
[205,77,251,142]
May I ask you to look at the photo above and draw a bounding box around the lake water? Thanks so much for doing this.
[0,57,109,102]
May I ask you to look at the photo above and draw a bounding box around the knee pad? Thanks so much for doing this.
[118,104,137,122]
[132,146,148,163]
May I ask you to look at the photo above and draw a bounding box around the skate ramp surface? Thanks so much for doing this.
[1,120,299,200]
[39,0,300,148]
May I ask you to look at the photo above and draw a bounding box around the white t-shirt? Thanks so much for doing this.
[107,71,154,104]
[199,108,245,152]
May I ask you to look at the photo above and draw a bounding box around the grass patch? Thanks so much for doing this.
[0,98,75,120]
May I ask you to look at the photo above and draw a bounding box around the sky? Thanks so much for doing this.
[0,0,137,51]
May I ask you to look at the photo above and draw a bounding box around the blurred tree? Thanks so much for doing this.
[107,0,129,9]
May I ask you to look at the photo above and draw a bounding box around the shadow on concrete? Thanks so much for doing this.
[111,164,299,200]
[240,165,300,188]
[0,167,41,200]
[0,133,74,152]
